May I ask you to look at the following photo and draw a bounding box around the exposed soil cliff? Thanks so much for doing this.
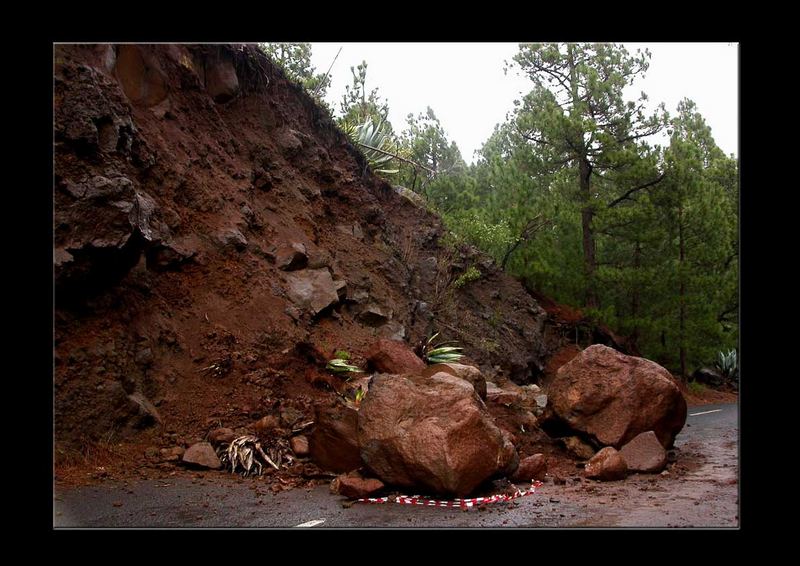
[54,44,576,464]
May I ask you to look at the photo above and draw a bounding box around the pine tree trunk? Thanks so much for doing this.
[630,241,641,350]
[678,204,687,381]
[567,46,598,310]
[580,158,598,309]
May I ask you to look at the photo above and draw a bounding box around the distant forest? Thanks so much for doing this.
[262,43,738,378]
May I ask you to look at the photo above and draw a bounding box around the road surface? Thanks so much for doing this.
[53,403,738,528]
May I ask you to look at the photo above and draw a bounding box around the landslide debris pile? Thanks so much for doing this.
[54,44,552,453]
[54,45,685,495]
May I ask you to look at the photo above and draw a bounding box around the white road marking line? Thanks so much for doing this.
[294,519,326,528]
[689,409,722,416]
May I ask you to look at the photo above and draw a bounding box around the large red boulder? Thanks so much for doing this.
[548,345,687,448]
[309,402,362,473]
[358,372,516,497]
[366,339,425,374]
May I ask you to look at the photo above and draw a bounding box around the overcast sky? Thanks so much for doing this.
[310,42,738,163]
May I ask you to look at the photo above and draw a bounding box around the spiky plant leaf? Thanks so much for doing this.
[426,346,463,356]
[326,359,362,373]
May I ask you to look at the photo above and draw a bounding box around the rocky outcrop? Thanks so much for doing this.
[366,339,425,374]
[619,431,667,473]
[358,372,516,497]
[53,44,553,454]
[692,367,725,387]
[584,447,627,481]
[548,345,687,448]
[285,268,340,315]
[275,242,308,271]
[203,51,239,103]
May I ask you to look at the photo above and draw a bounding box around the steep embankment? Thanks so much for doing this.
[54,44,561,460]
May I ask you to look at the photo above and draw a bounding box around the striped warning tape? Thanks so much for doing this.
[356,481,543,508]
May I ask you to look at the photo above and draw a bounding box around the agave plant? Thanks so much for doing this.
[715,349,738,380]
[423,332,464,364]
[341,118,401,174]
[354,386,367,406]
[326,358,362,374]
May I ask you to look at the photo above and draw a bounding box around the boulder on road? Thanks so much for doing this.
[330,471,385,499]
[548,344,687,448]
[309,402,362,473]
[584,447,627,481]
[619,431,667,473]
[358,372,516,497]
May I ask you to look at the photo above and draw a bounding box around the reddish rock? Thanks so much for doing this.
[204,53,239,103]
[253,415,281,437]
[330,471,385,499]
[548,344,687,448]
[309,402,362,473]
[358,372,516,497]
[498,428,519,477]
[275,242,308,271]
[114,45,169,107]
[182,442,221,469]
[511,454,547,482]
[160,446,185,462]
[561,436,596,460]
[285,268,340,315]
[619,431,667,473]
[422,363,487,400]
[290,435,310,457]
[585,447,628,481]
[366,339,425,374]
[207,427,237,446]
[486,382,524,406]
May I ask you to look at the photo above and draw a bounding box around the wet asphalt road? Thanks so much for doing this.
[53,403,738,528]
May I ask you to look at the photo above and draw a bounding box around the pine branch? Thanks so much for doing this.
[607,173,666,208]
[356,142,435,174]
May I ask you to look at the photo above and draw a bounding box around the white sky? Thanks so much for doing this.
[310,42,738,163]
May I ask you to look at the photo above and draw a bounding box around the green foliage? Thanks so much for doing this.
[688,381,706,395]
[423,332,464,364]
[334,350,351,361]
[419,48,737,377]
[397,107,467,194]
[322,44,737,379]
[259,43,331,106]
[453,266,482,288]
[354,386,367,405]
[443,210,516,262]
[326,358,362,374]
[715,349,738,379]
[341,118,401,174]
[339,61,392,130]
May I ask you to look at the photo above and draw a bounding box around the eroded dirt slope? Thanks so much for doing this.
[54,44,566,462]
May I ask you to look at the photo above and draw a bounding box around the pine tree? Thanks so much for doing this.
[510,43,667,309]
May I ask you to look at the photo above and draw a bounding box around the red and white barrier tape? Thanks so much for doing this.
[356,481,543,508]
